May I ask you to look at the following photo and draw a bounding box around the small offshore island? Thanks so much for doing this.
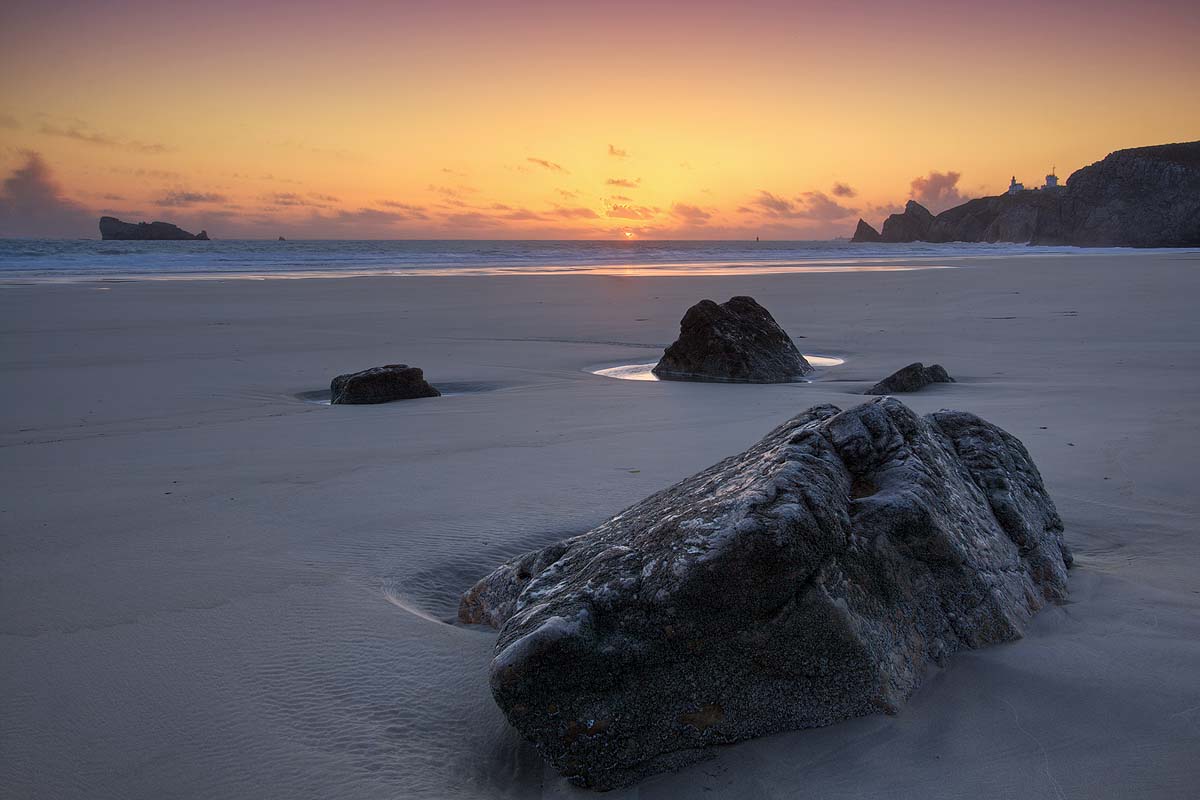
[99,216,209,241]
[851,141,1200,247]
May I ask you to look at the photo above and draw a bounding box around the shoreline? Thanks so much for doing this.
[3,242,1198,286]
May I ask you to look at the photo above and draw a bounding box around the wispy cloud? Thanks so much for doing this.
[428,183,478,198]
[446,211,504,228]
[606,204,658,220]
[831,182,857,198]
[109,166,184,181]
[743,190,796,216]
[265,192,315,207]
[608,144,629,158]
[605,177,641,189]
[500,208,547,221]
[156,190,228,207]
[0,113,20,130]
[378,200,429,218]
[795,191,857,221]
[741,189,856,221]
[527,157,568,173]
[330,208,410,224]
[671,203,712,223]
[553,206,599,219]
[40,122,172,154]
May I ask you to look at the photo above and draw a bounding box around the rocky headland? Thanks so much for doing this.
[852,141,1200,247]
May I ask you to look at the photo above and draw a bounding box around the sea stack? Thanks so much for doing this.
[651,296,813,382]
[851,218,883,242]
[461,398,1070,789]
[329,365,441,404]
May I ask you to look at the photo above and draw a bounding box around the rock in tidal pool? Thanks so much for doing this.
[651,296,813,382]
[329,364,440,404]
[865,362,955,395]
[460,398,1070,789]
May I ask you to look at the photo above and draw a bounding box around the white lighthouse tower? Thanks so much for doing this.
[1044,167,1060,190]
[1007,176,1025,195]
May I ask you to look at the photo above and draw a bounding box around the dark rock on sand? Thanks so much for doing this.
[651,296,813,382]
[850,218,882,242]
[880,200,935,243]
[461,398,1070,789]
[329,364,440,404]
[864,362,955,394]
[99,216,209,241]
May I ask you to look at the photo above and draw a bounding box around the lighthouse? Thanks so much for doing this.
[1044,168,1060,190]
[1007,176,1025,195]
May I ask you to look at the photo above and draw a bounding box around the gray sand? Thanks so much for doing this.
[2,252,1199,798]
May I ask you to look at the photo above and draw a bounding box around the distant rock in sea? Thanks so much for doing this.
[851,218,882,242]
[850,140,1200,247]
[278,236,286,241]
[460,398,1070,789]
[651,296,813,382]
[330,364,440,404]
[864,362,955,394]
[99,216,209,241]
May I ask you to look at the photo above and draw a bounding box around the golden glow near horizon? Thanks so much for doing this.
[1,0,1198,239]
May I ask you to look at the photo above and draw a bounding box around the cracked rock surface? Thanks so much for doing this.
[460,398,1070,789]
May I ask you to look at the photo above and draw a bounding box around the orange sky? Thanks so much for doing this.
[1,0,1197,239]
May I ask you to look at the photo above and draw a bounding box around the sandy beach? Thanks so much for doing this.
[2,251,1199,799]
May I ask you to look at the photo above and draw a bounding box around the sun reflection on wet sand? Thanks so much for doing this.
[593,355,844,382]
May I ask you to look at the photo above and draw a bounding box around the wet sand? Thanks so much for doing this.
[2,251,1199,798]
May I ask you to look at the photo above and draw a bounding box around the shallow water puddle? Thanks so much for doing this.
[591,355,845,382]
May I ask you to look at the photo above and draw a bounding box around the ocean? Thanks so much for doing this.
[0,238,1131,281]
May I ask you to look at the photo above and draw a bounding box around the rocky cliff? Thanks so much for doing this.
[851,141,1200,247]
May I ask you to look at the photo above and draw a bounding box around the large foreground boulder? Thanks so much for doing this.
[99,216,209,240]
[330,364,440,404]
[865,362,955,394]
[651,296,813,382]
[460,398,1069,789]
